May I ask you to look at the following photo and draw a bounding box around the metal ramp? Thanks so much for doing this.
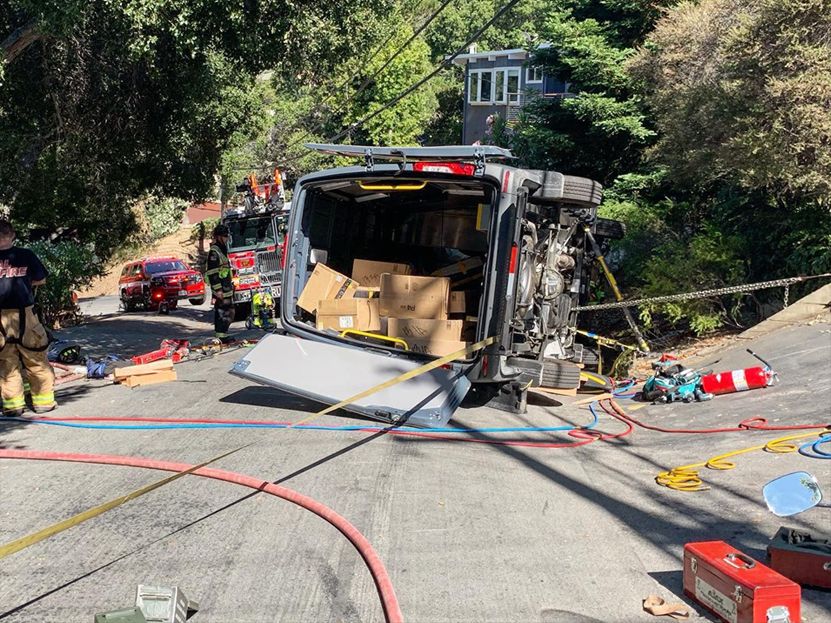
[230,333,471,428]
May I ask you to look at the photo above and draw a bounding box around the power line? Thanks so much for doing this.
[279,0,431,152]
[352,0,455,104]
[280,0,523,164]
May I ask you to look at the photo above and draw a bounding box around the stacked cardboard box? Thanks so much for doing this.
[297,257,475,356]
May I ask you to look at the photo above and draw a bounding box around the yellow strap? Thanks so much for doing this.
[0,444,251,559]
[339,329,409,350]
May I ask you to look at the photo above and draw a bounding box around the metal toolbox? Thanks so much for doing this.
[767,527,831,589]
[683,541,800,623]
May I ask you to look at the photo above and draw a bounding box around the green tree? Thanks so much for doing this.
[348,25,438,145]
[507,2,669,182]
[629,0,831,199]
[0,0,393,257]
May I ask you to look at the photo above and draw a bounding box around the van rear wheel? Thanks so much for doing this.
[541,358,581,389]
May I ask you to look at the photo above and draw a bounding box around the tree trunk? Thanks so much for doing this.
[1,23,40,65]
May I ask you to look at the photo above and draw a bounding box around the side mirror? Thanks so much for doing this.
[763,471,822,517]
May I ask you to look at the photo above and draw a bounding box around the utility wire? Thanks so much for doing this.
[352,0,455,104]
[280,0,431,153]
[281,0,523,164]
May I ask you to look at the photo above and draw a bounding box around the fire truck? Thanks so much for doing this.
[222,170,290,318]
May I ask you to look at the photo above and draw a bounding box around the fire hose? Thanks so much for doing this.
[0,449,404,623]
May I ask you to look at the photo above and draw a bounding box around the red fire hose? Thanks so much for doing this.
[0,449,403,623]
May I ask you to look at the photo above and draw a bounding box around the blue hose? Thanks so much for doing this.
[5,412,598,434]
[798,435,831,459]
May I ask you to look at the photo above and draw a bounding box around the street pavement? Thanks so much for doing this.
[0,300,829,622]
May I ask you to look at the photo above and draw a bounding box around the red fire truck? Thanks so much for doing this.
[223,170,290,318]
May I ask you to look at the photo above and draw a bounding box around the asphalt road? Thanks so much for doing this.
[0,301,829,623]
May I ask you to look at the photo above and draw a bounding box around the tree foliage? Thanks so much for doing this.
[630,0,831,199]
[506,2,667,182]
[0,0,392,256]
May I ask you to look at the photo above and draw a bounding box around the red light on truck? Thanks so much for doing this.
[413,162,475,175]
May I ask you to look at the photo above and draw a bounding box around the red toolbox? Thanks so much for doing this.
[767,527,831,589]
[683,541,800,623]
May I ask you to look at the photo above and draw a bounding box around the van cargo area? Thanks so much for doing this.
[287,175,495,357]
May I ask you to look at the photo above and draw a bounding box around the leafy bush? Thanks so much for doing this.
[145,196,187,241]
[27,240,102,327]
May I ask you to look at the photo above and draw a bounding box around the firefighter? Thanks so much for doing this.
[0,219,55,416]
[205,223,235,343]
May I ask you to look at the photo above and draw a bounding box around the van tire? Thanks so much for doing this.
[560,175,603,207]
[541,358,581,389]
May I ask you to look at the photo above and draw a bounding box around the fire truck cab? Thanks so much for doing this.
[223,171,290,316]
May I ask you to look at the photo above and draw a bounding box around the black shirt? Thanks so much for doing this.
[0,246,47,309]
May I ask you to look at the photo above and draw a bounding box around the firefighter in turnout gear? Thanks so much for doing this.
[205,224,235,342]
[0,219,56,416]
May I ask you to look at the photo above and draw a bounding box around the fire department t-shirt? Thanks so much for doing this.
[0,247,47,309]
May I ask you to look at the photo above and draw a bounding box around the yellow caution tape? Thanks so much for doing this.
[0,444,251,560]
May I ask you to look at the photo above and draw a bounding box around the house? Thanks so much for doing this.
[450,44,571,145]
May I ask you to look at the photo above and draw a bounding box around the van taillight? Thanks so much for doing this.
[413,162,475,175]
[280,240,288,268]
[508,243,519,274]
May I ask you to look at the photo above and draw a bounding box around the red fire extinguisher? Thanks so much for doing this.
[699,349,778,395]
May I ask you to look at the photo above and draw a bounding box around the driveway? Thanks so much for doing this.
[0,304,829,622]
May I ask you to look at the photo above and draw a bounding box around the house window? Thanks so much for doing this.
[469,72,479,103]
[469,67,523,104]
[526,66,543,84]
[479,71,492,102]
[506,69,520,104]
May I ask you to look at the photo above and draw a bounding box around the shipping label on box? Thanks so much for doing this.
[297,263,358,314]
[380,274,450,319]
[352,259,412,288]
[316,298,380,332]
[387,318,463,341]
[406,338,468,358]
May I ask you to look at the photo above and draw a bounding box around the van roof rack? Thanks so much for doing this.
[304,143,514,172]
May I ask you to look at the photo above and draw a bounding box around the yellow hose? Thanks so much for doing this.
[656,431,823,491]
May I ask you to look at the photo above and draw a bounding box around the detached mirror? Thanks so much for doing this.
[763,471,822,517]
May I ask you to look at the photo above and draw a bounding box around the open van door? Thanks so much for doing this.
[231,332,470,428]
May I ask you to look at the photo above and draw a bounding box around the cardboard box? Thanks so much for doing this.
[355,286,380,299]
[387,318,463,341]
[406,338,468,358]
[297,263,358,314]
[431,257,484,278]
[449,291,466,314]
[352,259,412,288]
[316,298,380,332]
[380,274,450,319]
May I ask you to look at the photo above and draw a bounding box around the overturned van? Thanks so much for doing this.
[232,144,625,427]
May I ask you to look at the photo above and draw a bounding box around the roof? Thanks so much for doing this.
[449,43,550,66]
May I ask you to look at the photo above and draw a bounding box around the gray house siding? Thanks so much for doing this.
[453,47,570,145]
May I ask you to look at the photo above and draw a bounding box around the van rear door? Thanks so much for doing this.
[231,332,470,428]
